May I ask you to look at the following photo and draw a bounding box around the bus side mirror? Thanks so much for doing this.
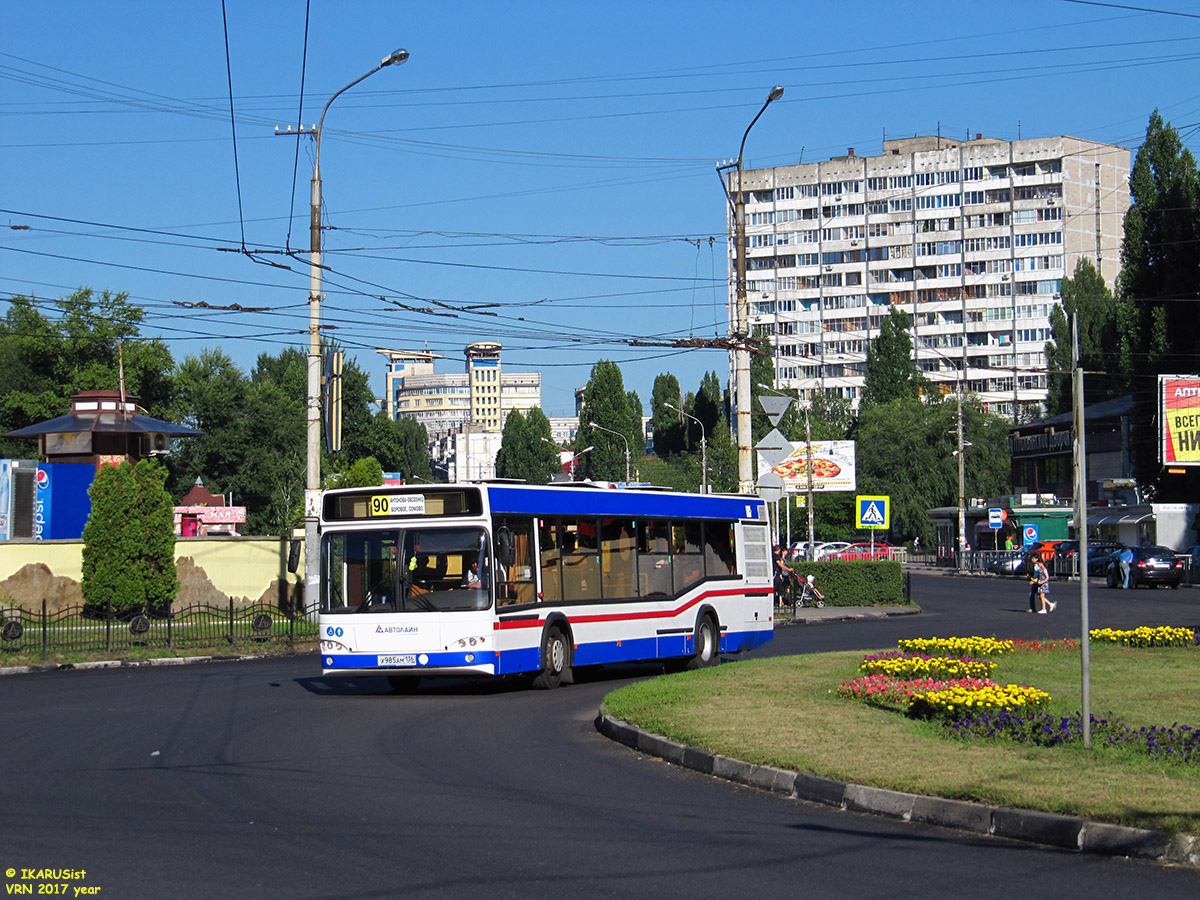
[497,527,516,568]
[287,539,302,574]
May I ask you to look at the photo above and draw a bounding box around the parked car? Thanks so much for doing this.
[1182,545,1200,584]
[814,541,850,559]
[1053,540,1124,575]
[1028,540,1067,563]
[1104,545,1185,589]
[832,542,897,561]
[987,548,1033,575]
[1084,542,1126,577]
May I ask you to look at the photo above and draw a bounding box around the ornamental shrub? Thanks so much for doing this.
[786,560,906,606]
[81,459,179,618]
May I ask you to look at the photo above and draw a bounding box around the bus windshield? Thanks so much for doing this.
[323,526,491,614]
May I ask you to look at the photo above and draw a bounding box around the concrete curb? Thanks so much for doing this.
[595,713,1199,867]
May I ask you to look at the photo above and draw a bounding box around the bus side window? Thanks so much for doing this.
[562,518,601,601]
[704,521,737,576]
[672,522,704,594]
[637,520,672,598]
[600,518,635,600]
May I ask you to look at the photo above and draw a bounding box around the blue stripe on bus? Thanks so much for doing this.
[322,651,498,670]
[485,484,764,521]
[322,628,773,676]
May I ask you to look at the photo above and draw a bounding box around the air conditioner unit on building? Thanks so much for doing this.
[144,433,171,456]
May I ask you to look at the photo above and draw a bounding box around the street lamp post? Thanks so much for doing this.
[665,402,707,494]
[301,49,409,614]
[722,85,784,495]
[588,421,630,485]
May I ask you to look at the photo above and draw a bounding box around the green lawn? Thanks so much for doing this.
[603,642,1200,836]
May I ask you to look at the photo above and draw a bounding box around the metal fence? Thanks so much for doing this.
[0,598,319,660]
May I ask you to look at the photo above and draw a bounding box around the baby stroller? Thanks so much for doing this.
[797,574,825,610]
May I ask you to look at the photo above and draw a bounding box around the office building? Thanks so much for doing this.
[730,135,1130,419]
[378,344,542,437]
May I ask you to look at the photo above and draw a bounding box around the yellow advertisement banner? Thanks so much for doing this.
[1161,375,1200,466]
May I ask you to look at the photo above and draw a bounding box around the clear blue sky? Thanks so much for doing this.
[4,1,1198,417]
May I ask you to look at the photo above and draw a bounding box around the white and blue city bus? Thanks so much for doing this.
[318,482,774,690]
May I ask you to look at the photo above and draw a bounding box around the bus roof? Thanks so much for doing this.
[484,483,765,522]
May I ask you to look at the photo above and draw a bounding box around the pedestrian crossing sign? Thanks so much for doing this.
[856,495,890,529]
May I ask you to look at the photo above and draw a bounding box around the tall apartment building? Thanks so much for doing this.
[729,135,1130,419]
[378,344,542,437]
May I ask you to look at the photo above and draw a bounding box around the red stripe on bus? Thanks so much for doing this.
[493,587,771,631]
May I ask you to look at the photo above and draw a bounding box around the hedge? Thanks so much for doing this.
[786,560,907,606]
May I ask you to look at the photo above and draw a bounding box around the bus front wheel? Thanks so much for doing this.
[532,625,571,690]
[686,614,720,670]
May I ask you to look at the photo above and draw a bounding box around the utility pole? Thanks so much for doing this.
[805,405,816,561]
[721,85,783,494]
[1073,312,1091,746]
[277,48,409,617]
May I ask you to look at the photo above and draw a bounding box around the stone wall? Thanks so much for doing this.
[0,536,305,614]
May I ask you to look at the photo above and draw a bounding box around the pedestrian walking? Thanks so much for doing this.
[1033,557,1054,613]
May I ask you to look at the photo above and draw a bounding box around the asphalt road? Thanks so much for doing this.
[2,572,1198,899]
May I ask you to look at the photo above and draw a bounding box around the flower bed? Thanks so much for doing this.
[1010,638,1078,653]
[908,683,1051,720]
[859,655,995,680]
[897,636,1013,658]
[837,674,997,710]
[838,633,1198,764]
[1089,626,1195,648]
[949,710,1200,764]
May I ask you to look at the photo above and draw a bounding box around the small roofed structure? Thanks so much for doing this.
[4,389,201,469]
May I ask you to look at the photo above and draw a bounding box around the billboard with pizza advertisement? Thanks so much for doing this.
[768,440,856,493]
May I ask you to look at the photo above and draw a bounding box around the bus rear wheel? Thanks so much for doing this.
[532,625,570,690]
[686,614,720,670]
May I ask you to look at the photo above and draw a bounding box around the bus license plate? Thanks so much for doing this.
[379,655,416,667]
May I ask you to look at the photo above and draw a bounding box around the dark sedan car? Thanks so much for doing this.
[1104,545,1185,589]
[1083,541,1127,576]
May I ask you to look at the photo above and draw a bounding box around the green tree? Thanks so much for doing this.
[861,308,923,409]
[0,289,175,457]
[81,459,178,617]
[576,359,634,482]
[166,349,250,500]
[333,353,379,466]
[497,408,561,484]
[495,410,533,480]
[524,407,562,485]
[650,373,685,457]
[1045,259,1121,416]
[1116,111,1200,499]
[393,416,434,483]
[855,394,1010,546]
[325,456,384,490]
